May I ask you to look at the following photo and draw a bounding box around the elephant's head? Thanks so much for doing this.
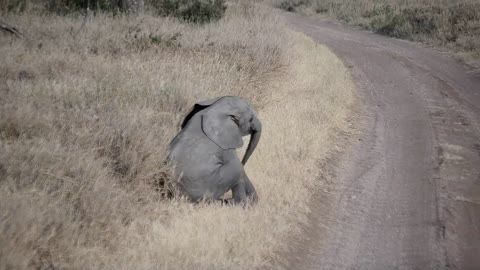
[181,96,262,165]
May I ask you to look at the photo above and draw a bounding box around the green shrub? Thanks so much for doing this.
[277,0,305,12]
[149,0,226,23]
[362,4,393,18]
[371,14,410,38]
[0,0,28,12]
[368,6,440,39]
[402,6,440,35]
[5,0,227,23]
[178,0,226,23]
[46,0,126,14]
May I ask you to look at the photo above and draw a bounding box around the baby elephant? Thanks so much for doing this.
[168,96,261,205]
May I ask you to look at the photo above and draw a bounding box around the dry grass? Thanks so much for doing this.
[0,1,355,269]
[274,0,480,68]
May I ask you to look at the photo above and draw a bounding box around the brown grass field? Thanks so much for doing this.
[275,0,480,69]
[0,1,355,269]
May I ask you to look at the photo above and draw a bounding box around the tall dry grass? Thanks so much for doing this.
[274,0,480,68]
[0,1,355,269]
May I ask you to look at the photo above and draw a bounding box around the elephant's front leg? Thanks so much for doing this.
[230,169,258,204]
[216,167,256,205]
[243,172,258,203]
[231,179,247,204]
[231,173,257,205]
[216,150,256,205]
[211,158,244,201]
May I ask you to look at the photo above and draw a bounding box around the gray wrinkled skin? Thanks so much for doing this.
[168,96,261,205]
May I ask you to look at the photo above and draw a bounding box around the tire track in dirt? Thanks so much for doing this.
[284,14,480,270]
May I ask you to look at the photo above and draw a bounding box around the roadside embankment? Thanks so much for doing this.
[0,3,354,269]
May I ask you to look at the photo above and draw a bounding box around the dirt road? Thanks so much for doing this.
[285,14,480,270]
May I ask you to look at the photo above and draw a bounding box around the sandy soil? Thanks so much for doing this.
[284,13,480,270]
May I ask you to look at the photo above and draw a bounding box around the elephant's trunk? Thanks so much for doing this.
[241,118,261,165]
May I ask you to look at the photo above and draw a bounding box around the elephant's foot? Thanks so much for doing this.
[220,198,234,205]
[218,196,256,207]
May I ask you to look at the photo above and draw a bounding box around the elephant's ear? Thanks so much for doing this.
[201,111,243,150]
[180,97,222,129]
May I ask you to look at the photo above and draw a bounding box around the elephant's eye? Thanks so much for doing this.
[229,115,240,126]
